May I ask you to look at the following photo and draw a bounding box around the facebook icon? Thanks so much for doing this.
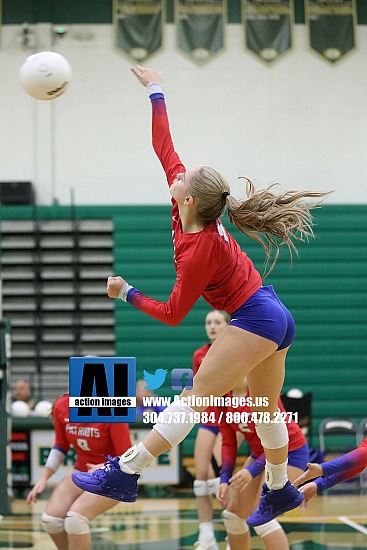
[171,368,193,390]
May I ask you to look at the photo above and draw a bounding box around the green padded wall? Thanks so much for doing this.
[262,205,367,445]
[1,204,366,453]
[113,204,367,452]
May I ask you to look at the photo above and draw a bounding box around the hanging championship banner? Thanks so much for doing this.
[175,0,226,65]
[242,0,294,64]
[305,0,356,63]
[113,0,164,62]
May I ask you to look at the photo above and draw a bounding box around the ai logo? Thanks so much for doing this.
[69,357,136,423]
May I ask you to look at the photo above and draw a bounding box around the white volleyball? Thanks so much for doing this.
[287,388,304,398]
[11,400,31,417]
[20,51,72,100]
[34,400,53,417]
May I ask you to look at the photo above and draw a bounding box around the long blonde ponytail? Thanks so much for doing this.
[225,178,330,275]
[189,166,330,275]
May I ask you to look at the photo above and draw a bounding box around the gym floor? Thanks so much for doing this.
[1,487,367,549]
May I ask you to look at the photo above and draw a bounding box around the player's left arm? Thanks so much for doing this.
[245,451,266,478]
[296,442,367,492]
[107,236,219,325]
[219,417,238,484]
[315,465,366,494]
[321,444,367,478]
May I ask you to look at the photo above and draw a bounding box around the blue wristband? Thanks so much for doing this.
[126,288,139,303]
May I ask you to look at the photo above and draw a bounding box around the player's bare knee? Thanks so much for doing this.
[222,510,249,535]
[64,511,90,535]
[41,513,65,534]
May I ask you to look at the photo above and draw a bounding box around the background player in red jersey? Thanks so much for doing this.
[216,379,308,550]
[192,309,230,550]
[294,436,367,505]
[72,65,329,526]
[27,394,131,550]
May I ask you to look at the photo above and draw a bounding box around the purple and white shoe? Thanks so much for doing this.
[72,455,139,502]
[246,481,304,527]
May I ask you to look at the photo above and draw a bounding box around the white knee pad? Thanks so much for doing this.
[222,510,249,535]
[153,402,196,446]
[207,476,220,496]
[193,479,210,497]
[255,414,289,449]
[254,519,282,537]
[64,511,90,535]
[41,513,65,534]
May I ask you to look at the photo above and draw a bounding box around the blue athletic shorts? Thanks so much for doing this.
[250,443,309,471]
[287,443,309,470]
[199,424,220,435]
[229,285,295,350]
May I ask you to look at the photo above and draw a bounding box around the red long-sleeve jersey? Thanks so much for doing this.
[193,344,211,376]
[129,93,262,325]
[52,394,132,472]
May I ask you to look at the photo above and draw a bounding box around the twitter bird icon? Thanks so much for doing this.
[143,369,168,390]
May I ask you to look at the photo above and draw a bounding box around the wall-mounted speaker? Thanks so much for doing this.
[0,182,34,205]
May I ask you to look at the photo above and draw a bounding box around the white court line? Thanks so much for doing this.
[279,514,367,523]
[2,515,367,528]
[339,516,367,536]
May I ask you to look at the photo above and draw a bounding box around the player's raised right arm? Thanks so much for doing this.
[131,65,185,186]
[131,64,162,88]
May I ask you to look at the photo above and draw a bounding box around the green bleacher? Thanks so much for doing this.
[1,204,366,455]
